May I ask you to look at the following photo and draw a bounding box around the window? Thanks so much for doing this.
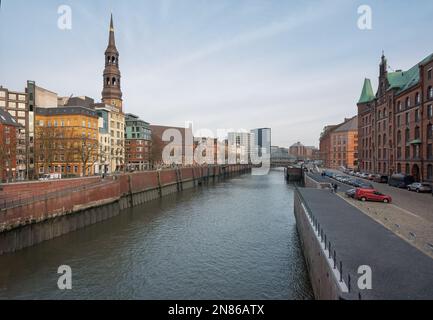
[416,92,421,105]
[406,112,410,125]
[405,128,410,142]
[413,145,420,159]
[405,146,410,159]
[406,97,411,108]
[397,101,402,112]
[428,69,432,80]
[428,124,433,139]
[428,105,433,119]
[415,126,420,140]
[406,163,410,174]
[429,86,433,99]
[415,109,420,122]
[397,131,402,144]
[428,165,433,181]
[397,115,401,126]
[428,144,433,159]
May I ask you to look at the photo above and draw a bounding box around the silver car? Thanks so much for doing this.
[407,183,432,193]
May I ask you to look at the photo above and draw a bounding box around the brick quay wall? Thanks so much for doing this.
[0,165,251,255]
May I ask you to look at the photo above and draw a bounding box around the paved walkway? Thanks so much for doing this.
[323,169,433,223]
[298,187,433,300]
[307,172,433,259]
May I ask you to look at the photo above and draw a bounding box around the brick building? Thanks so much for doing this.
[125,113,152,171]
[0,87,27,180]
[319,116,358,170]
[0,108,24,182]
[289,142,318,161]
[150,125,194,165]
[357,53,433,182]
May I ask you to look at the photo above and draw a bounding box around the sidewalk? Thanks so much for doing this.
[339,193,433,259]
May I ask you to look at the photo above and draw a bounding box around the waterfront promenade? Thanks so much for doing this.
[307,171,433,258]
[296,186,433,299]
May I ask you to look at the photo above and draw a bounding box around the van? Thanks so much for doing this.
[388,174,415,188]
[373,175,389,184]
[39,174,62,181]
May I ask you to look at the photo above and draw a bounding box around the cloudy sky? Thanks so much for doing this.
[1,0,433,147]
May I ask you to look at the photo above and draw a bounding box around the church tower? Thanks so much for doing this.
[102,14,123,111]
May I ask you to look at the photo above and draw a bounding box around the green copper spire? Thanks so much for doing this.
[358,78,375,104]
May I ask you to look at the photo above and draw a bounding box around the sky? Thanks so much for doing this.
[1,0,433,148]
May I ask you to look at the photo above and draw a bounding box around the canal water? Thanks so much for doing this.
[0,169,313,300]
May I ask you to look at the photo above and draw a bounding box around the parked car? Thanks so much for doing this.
[340,176,352,184]
[373,175,389,184]
[407,183,433,193]
[388,174,415,188]
[345,189,356,198]
[367,174,376,180]
[351,179,374,189]
[355,188,392,203]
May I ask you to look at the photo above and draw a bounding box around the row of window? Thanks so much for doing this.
[38,119,97,129]
[0,92,26,101]
[397,88,433,112]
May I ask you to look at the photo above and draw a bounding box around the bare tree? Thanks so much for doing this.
[150,134,164,167]
[0,132,12,182]
[61,127,80,177]
[34,125,58,177]
[77,134,99,177]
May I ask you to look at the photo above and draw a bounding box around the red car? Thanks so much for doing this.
[355,188,392,203]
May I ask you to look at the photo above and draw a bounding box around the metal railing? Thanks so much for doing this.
[294,185,363,300]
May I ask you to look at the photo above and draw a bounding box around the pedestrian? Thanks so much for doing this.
[333,183,338,193]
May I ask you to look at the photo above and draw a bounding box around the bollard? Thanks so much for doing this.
[339,262,343,282]
[333,251,336,269]
[348,274,351,292]
[328,242,332,258]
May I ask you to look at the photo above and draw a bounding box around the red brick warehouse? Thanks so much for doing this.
[357,53,433,182]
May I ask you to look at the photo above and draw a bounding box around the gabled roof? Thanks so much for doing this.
[334,116,358,133]
[387,53,433,94]
[358,79,375,104]
[0,108,21,127]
